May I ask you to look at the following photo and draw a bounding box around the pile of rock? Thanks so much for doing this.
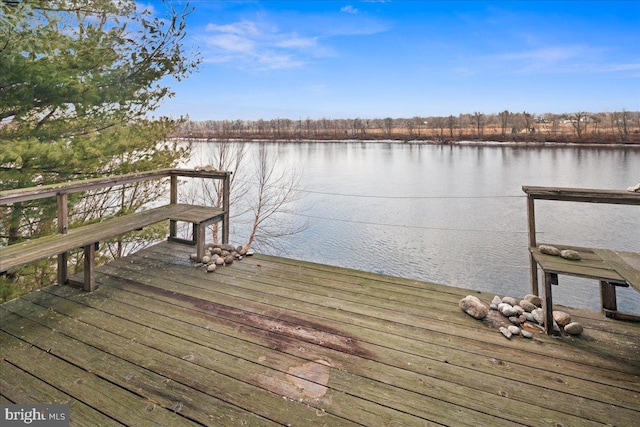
[459,294,584,339]
[189,243,253,272]
[538,244,581,261]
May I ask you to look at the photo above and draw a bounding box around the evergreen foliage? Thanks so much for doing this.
[0,0,200,299]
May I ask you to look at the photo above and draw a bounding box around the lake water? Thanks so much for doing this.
[186,141,640,313]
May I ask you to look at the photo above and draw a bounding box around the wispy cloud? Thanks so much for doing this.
[341,5,359,15]
[199,20,321,70]
[197,10,390,71]
[492,46,585,63]
[473,44,637,76]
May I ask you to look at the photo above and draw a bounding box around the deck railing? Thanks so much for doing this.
[1,168,231,284]
[523,185,640,295]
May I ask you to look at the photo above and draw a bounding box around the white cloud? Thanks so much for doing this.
[135,2,155,15]
[493,46,584,62]
[197,20,317,70]
[206,21,261,36]
[275,36,318,49]
[475,44,636,76]
[205,33,256,53]
[341,5,359,14]
[199,19,329,70]
[197,9,390,72]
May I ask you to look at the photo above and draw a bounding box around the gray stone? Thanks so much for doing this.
[531,308,545,325]
[518,314,527,324]
[491,295,502,306]
[219,244,235,251]
[512,305,525,315]
[521,330,533,339]
[524,294,542,307]
[214,257,225,266]
[501,296,518,306]
[523,312,534,322]
[553,311,571,327]
[212,247,222,255]
[459,295,488,320]
[499,327,512,339]
[190,253,198,260]
[507,325,520,335]
[201,255,211,264]
[564,322,584,336]
[500,305,517,317]
[224,255,234,265]
[560,249,581,260]
[519,300,537,312]
[538,244,561,256]
[508,316,521,326]
[206,264,216,272]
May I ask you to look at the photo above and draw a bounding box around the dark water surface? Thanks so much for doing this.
[188,142,640,312]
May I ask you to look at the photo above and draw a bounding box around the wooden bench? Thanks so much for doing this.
[524,186,640,334]
[1,169,231,291]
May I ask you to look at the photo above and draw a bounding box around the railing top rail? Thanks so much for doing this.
[522,185,640,205]
[0,168,231,205]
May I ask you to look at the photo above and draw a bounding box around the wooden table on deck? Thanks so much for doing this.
[530,245,640,333]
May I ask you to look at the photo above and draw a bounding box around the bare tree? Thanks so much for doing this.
[184,140,249,243]
[613,110,630,142]
[499,110,510,138]
[521,111,533,134]
[244,144,307,252]
[472,112,485,136]
[383,117,393,138]
[568,112,589,139]
[446,115,456,139]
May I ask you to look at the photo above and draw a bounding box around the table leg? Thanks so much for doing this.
[543,272,557,335]
[196,223,206,262]
[600,280,618,316]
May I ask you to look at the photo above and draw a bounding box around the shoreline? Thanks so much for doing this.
[173,137,640,148]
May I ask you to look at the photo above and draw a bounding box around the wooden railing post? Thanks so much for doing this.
[169,174,178,239]
[57,193,68,285]
[83,244,96,291]
[526,194,539,296]
[222,172,230,244]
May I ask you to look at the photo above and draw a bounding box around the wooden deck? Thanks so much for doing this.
[1,241,639,426]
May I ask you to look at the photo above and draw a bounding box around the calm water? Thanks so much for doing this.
[187,142,640,312]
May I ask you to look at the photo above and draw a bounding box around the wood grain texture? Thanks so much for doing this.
[2,241,639,426]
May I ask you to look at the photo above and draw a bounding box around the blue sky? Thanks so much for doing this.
[148,1,640,121]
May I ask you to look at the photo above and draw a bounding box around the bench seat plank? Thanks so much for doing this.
[593,249,640,293]
[168,204,224,224]
[1,204,223,274]
[529,246,627,284]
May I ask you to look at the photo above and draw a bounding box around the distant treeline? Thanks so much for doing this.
[173,110,640,144]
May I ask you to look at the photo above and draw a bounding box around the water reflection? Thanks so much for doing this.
[187,142,640,313]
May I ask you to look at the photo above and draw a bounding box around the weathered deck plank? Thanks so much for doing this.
[0,360,122,427]
[0,331,199,426]
[137,245,640,376]
[104,250,640,410]
[23,282,505,426]
[2,241,639,426]
[0,306,278,427]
